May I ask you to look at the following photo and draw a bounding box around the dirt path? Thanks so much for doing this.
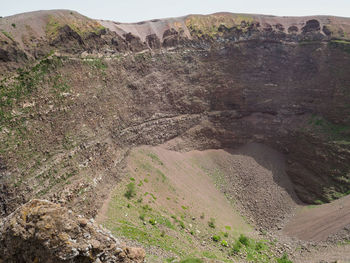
[95,187,114,224]
[283,194,350,241]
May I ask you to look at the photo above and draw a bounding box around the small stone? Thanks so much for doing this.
[126,247,146,261]
[78,218,88,227]
[91,239,101,249]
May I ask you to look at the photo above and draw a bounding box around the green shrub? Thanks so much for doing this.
[277,253,293,263]
[124,182,136,199]
[178,220,185,229]
[255,241,266,251]
[221,240,228,247]
[11,23,16,28]
[142,204,152,211]
[231,240,242,254]
[314,199,324,205]
[238,234,250,246]
[212,235,221,242]
[208,218,216,228]
[224,232,229,238]
[149,218,157,225]
[139,214,145,221]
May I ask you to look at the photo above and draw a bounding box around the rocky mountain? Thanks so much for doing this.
[0,9,349,262]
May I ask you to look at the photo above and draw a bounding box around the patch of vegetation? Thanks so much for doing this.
[147,152,163,165]
[150,193,157,200]
[308,114,350,141]
[208,217,216,228]
[1,30,14,41]
[255,241,267,251]
[277,253,293,263]
[221,240,228,247]
[212,235,221,242]
[0,55,69,176]
[134,52,152,62]
[124,182,136,199]
[178,220,185,229]
[314,199,324,205]
[329,40,350,54]
[139,213,145,221]
[11,23,16,28]
[0,56,63,125]
[156,169,166,182]
[331,40,350,44]
[85,58,108,71]
[185,14,254,38]
[149,218,157,225]
[231,240,242,254]
[239,234,250,247]
[142,204,152,211]
[104,149,282,262]
[45,15,105,39]
[46,16,62,39]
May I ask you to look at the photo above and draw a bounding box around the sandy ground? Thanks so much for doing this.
[293,245,350,263]
[283,194,350,242]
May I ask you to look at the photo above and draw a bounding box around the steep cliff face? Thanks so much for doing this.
[0,10,349,219]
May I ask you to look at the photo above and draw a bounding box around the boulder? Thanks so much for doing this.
[0,199,145,263]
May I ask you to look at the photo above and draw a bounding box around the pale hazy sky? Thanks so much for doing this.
[1,0,349,22]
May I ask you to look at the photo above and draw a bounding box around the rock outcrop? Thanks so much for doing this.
[0,200,145,263]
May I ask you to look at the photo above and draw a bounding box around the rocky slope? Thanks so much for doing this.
[0,199,145,262]
[0,9,350,262]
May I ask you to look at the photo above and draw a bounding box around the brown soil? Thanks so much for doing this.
[293,244,350,263]
[138,145,252,232]
[283,194,350,242]
[164,142,301,230]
